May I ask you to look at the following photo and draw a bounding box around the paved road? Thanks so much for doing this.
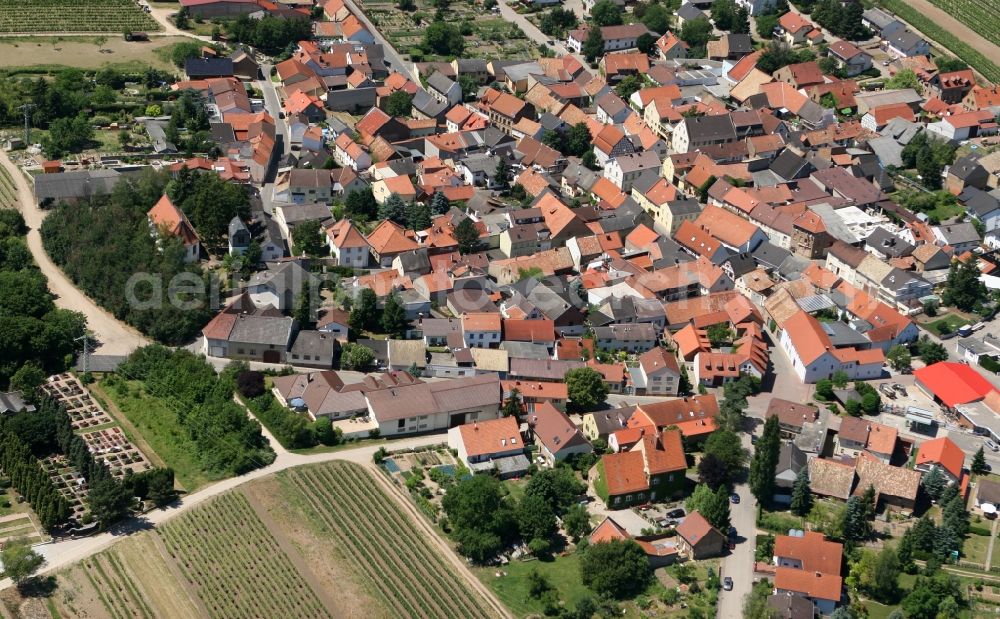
[495,0,585,67]
[257,62,289,208]
[5,432,447,590]
[342,0,415,81]
[717,433,757,619]
[0,150,149,356]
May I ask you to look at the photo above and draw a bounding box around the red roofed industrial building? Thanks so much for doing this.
[914,362,996,408]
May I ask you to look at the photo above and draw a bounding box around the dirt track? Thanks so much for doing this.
[0,151,150,356]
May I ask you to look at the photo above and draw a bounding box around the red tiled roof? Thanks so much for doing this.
[914,362,996,408]
[915,436,964,480]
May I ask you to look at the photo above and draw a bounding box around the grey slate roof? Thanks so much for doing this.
[289,330,336,362]
[228,314,294,346]
[185,57,234,78]
[33,169,123,203]
[751,241,792,271]
[412,89,449,118]
[865,227,914,258]
[677,3,706,20]
[683,114,736,143]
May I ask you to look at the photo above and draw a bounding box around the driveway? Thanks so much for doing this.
[0,151,149,356]
[717,433,757,618]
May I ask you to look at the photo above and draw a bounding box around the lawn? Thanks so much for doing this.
[962,532,992,565]
[99,378,218,491]
[757,507,805,534]
[924,313,969,337]
[477,554,592,617]
[593,460,609,503]
[926,200,965,223]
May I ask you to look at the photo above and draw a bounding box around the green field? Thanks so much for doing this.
[476,554,592,617]
[875,0,1000,83]
[100,378,218,491]
[0,0,160,34]
[924,0,1000,57]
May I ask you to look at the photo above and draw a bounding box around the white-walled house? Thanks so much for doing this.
[366,374,502,437]
[778,310,884,383]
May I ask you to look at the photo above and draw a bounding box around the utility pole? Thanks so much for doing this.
[18,103,35,145]
[75,332,91,374]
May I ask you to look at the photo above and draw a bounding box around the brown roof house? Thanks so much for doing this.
[675,511,726,559]
[530,401,592,466]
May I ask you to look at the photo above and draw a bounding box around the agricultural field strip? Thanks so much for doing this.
[286,471,429,619]
[80,562,125,619]
[161,499,319,619]
[288,463,495,618]
[876,0,1000,83]
[161,497,316,619]
[321,465,497,618]
[926,0,1000,45]
[105,551,156,619]
[88,558,137,619]
[306,464,484,616]
[159,492,331,619]
[0,0,159,34]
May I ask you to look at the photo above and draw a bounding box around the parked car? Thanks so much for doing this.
[658,519,670,528]
[892,383,907,395]
[987,439,999,452]
[730,493,740,504]
[666,508,685,519]
[723,577,733,591]
[879,384,896,398]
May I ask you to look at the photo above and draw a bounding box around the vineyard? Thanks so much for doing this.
[0,0,160,34]
[925,0,1000,56]
[0,164,16,209]
[55,533,202,619]
[282,461,499,619]
[159,492,331,619]
[876,0,1000,83]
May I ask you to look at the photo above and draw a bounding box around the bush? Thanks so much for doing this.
[757,509,802,534]
[237,371,265,398]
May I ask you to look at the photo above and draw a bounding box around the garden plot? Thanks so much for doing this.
[0,513,44,545]
[360,0,536,60]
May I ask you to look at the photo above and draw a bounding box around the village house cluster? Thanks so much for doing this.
[20,0,1000,614]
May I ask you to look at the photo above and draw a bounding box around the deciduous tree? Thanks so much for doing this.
[565,367,609,410]
[579,539,651,598]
